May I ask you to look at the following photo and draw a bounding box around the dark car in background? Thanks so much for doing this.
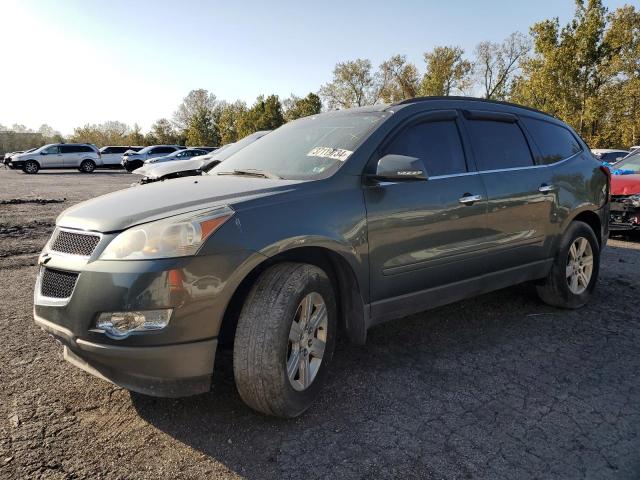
[121,145,184,172]
[34,97,608,418]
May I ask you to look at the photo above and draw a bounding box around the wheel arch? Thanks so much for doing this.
[567,209,603,245]
[218,245,367,349]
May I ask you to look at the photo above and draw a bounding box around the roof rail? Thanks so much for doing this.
[391,95,553,118]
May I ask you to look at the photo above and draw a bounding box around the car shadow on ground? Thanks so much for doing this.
[129,242,640,479]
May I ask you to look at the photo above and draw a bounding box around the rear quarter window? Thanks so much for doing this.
[465,119,533,170]
[521,117,582,165]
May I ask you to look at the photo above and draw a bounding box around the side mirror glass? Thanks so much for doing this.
[372,154,428,181]
[40,151,46,155]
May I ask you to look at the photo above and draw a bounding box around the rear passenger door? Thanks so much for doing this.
[461,111,556,271]
[365,110,489,315]
[60,145,81,167]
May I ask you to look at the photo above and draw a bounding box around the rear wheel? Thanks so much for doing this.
[536,221,600,308]
[79,160,96,173]
[233,263,337,418]
[22,160,39,174]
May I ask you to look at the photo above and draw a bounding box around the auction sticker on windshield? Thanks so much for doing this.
[307,147,353,162]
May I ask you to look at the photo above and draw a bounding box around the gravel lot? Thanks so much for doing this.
[1,167,639,479]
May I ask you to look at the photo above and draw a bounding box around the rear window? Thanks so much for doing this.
[77,145,94,153]
[521,117,582,164]
[465,120,533,170]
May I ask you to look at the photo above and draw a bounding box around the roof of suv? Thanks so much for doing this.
[389,96,554,118]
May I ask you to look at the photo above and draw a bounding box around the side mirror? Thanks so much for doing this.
[40,151,46,155]
[371,154,428,181]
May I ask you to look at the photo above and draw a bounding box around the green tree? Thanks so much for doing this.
[511,0,611,145]
[319,59,380,108]
[186,105,217,146]
[283,93,322,121]
[419,46,472,96]
[69,121,131,146]
[238,95,285,137]
[127,123,144,145]
[147,118,178,144]
[217,100,248,144]
[378,55,420,103]
[173,89,218,133]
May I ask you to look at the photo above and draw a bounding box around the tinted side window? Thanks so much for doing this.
[521,117,582,165]
[60,145,78,153]
[101,147,113,154]
[77,146,94,153]
[156,147,175,154]
[466,120,533,170]
[112,147,127,154]
[382,120,467,176]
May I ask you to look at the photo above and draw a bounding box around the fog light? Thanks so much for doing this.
[94,309,172,339]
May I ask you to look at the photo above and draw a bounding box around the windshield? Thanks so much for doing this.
[208,112,388,180]
[616,153,640,173]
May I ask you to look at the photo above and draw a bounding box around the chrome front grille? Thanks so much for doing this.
[50,229,100,256]
[40,268,79,299]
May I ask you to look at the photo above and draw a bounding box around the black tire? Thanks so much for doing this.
[80,160,96,173]
[22,160,39,174]
[536,221,600,309]
[233,262,337,418]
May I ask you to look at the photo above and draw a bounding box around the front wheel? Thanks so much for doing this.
[233,263,337,418]
[79,160,96,173]
[536,221,600,309]
[22,160,39,174]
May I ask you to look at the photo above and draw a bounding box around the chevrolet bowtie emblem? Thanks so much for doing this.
[39,254,51,265]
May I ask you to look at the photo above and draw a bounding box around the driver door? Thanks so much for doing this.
[364,110,490,320]
[40,145,63,167]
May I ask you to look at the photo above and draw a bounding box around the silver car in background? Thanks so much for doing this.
[142,148,210,165]
[9,143,101,174]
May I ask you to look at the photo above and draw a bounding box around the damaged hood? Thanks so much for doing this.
[133,157,206,179]
[611,174,640,196]
[57,175,303,232]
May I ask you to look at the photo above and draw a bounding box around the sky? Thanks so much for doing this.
[1,0,633,135]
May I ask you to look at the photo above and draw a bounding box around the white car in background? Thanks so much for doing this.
[99,146,143,168]
[133,131,270,184]
[591,148,629,164]
[143,147,210,165]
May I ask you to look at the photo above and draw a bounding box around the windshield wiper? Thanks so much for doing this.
[216,169,282,179]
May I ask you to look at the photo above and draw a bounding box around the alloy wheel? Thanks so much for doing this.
[566,237,593,295]
[286,292,327,391]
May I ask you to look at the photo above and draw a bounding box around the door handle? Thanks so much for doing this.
[458,194,483,205]
[538,184,555,193]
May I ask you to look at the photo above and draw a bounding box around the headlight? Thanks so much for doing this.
[100,206,234,260]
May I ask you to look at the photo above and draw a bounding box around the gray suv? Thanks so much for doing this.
[34,97,609,417]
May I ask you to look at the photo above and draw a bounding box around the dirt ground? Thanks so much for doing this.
[1,167,639,479]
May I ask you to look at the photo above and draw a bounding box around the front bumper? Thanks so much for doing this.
[121,158,143,172]
[36,313,216,396]
[8,160,24,169]
[34,247,256,397]
[609,197,640,231]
